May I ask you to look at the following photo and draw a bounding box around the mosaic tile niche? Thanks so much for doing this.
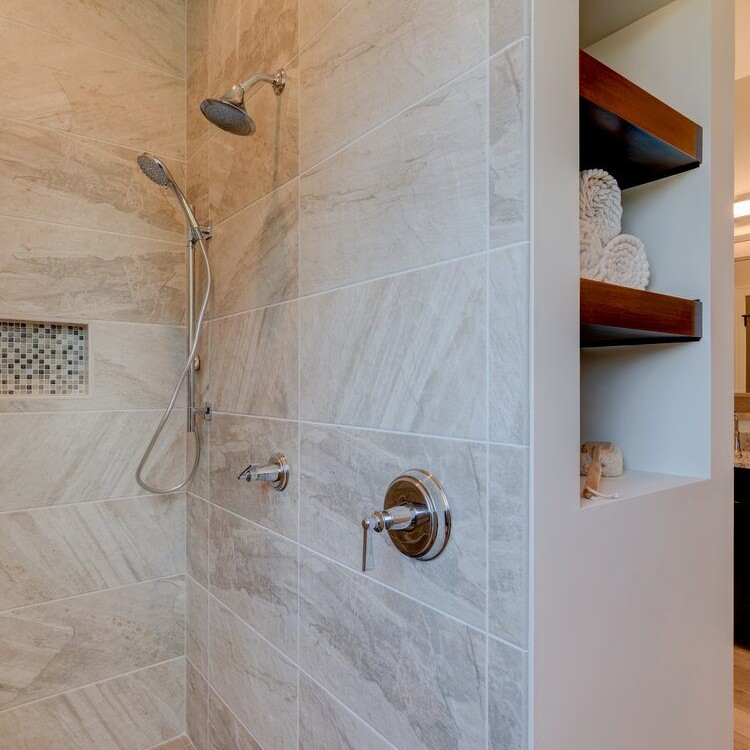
[0,320,89,397]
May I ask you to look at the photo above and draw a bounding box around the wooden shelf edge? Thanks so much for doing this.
[580,279,702,347]
[579,50,703,189]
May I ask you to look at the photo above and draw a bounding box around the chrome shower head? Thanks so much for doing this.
[137,153,175,188]
[200,69,286,136]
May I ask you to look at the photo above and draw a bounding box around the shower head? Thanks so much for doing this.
[137,152,201,237]
[200,69,286,136]
[137,153,175,188]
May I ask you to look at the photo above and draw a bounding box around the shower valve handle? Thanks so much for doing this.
[360,504,418,572]
[237,452,289,491]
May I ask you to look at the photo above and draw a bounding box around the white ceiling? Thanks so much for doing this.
[579,0,677,47]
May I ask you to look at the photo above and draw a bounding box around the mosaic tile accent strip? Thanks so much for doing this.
[0,320,88,397]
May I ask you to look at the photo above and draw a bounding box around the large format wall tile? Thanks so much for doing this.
[299,0,349,48]
[299,68,487,294]
[187,495,210,587]
[300,424,487,627]
[0,577,185,709]
[0,218,184,325]
[488,639,527,750]
[488,444,529,648]
[209,0,298,98]
[188,0,210,74]
[0,18,185,158]
[299,552,486,750]
[188,53,212,160]
[299,0,486,169]
[210,58,299,224]
[299,674,393,750]
[0,658,185,750]
[0,495,185,610]
[489,40,529,249]
[209,599,298,750]
[187,661,209,750]
[489,244,530,445]
[187,577,209,676]
[0,0,186,77]
[0,117,183,241]
[210,303,299,418]
[208,689,263,750]
[210,505,298,658]
[209,414,299,539]
[0,411,184,511]
[0,322,185,413]
[491,0,528,55]
[211,179,299,317]
[187,144,211,226]
[299,258,486,439]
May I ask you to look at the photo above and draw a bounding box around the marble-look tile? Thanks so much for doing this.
[187,578,209,675]
[210,302,299,418]
[209,414,299,539]
[212,180,299,316]
[299,0,486,169]
[188,54,211,160]
[0,0,186,77]
[300,424,487,627]
[488,444,529,648]
[210,58,299,224]
[299,257,486,439]
[0,218,184,325]
[187,661,209,750]
[0,577,185,709]
[0,18,185,158]
[299,68,487,295]
[209,599,298,750]
[299,674,393,750]
[489,245,530,446]
[490,0,528,55]
[490,40,529,249]
[211,180,300,315]
[0,658,184,750]
[187,144,211,227]
[0,117,184,241]
[210,0,298,98]
[0,411,184,511]
[209,505,298,657]
[208,689,263,750]
[300,0,349,48]
[188,0,210,74]
[0,322,186,413]
[209,0,243,50]
[0,495,185,611]
[299,552,486,750]
[151,736,196,750]
[188,495,210,588]
[488,639,527,750]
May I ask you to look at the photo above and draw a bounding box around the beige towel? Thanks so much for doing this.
[579,169,622,244]
[600,234,650,290]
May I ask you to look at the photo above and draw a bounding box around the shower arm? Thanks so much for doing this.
[221,70,286,103]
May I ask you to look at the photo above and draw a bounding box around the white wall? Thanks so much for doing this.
[532,0,734,747]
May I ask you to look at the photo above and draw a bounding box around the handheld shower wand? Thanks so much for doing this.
[135,153,212,494]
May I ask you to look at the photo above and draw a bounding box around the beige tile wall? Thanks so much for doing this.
[0,2,189,748]
[187,0,531,749]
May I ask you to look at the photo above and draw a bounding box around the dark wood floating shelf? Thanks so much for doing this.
[580,279,702,347]
[580,50,703,189]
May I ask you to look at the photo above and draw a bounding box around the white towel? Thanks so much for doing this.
[579,169,622,244]
[600,234,650,290]
[579,218,605,280]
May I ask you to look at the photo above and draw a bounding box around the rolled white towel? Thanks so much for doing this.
[600,234,650,290]
[579,218,605,280]
[579,169,622,244]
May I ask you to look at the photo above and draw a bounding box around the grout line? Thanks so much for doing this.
[0,574,184,617]
[0,12,187,81]
[0,111,186,164]
[0,490,184,517]
[0,211,184,246]
[206,498,525,653]
[298,0,357,56]
[207,682,271,750]
[0,655,185,716]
